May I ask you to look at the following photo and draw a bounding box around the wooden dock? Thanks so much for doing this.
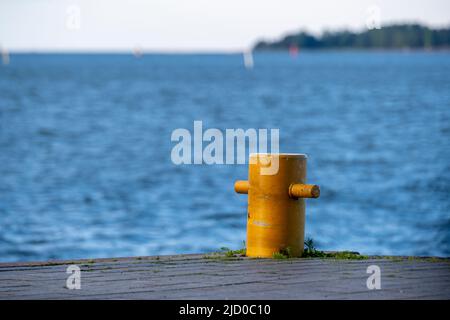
[0,254,449,299]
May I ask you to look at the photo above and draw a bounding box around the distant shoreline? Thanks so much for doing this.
[253,24,450,52]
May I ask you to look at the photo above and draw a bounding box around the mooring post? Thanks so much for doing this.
[234,153,320,258]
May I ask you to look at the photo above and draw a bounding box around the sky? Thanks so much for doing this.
[1,0,449,52]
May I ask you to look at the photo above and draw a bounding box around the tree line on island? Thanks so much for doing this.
[253,24,450,51]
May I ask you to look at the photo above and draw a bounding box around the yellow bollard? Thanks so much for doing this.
[234,153,320,258]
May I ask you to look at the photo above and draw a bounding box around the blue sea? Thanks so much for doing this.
[0,52,449,262]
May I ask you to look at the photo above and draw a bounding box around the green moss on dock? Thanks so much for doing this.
[203,244,246,260]
[221,247,246,257]
[205,238,371,261]
[273,238,368,260]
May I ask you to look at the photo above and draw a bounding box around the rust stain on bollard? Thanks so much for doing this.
[234,153,320,258]
[289,183,320,199]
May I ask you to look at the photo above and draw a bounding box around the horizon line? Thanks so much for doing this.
[4,48,450,55]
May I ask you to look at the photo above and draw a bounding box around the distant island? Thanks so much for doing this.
[253,24,450,51]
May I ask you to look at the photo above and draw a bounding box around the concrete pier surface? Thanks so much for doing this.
[0,254,449,300]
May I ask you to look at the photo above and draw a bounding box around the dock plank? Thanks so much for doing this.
[0,254,449,299]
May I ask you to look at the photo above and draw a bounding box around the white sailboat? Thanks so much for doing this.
[243,49,254,69]
[1,46,9,66]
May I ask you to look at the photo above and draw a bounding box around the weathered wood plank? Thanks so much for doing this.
[0,254,448,299]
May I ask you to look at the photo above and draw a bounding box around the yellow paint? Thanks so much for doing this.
[234,153,320,258]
